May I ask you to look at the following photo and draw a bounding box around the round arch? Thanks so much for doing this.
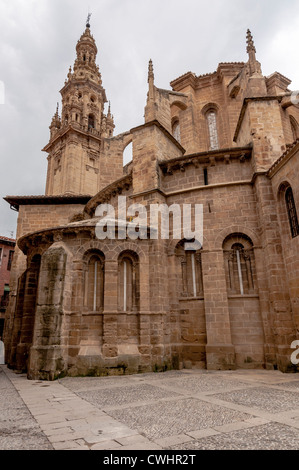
[215,226,260,251]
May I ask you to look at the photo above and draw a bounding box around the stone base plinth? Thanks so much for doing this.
[206,344,236,370]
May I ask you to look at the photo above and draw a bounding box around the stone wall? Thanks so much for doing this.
[269,148,299,336]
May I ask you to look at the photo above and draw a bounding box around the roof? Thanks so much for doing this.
[170,62,245,90]
[0,236,16,245]
[267,138,299,178]
[4,194,92,212]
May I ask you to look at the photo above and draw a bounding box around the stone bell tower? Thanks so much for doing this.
[43,17,114,196]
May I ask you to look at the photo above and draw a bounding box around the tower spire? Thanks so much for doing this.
[44,23,109,196]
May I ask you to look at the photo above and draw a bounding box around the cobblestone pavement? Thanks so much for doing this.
[1,365,299,450]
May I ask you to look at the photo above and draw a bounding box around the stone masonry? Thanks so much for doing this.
[3,25,299,379]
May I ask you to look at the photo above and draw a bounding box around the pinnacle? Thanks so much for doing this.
[148,59,154,82]
[246,29,256,54]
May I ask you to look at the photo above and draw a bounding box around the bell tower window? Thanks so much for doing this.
[88,114,95,129]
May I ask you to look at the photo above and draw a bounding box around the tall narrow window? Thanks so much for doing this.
[176,241,203,298]
[1,284,10,308]
[7,250,14,271]
[206,110,219,150]
[223,235,256,296]
[203,168,208,186]
[290,116,298,141]
[118,251,139,312]
[285,187,299,238]
[172,120,181,143]
[84,253,105,311]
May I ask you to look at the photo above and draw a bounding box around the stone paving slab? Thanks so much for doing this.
[1,365,299,450]
[105,397,252,440]
[76,383,181,408]
[212,386,299,413]
[0,368,53,450]
[170,422,299,450]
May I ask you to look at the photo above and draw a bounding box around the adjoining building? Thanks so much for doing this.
[3,24,299,380]
[0,236,15,338]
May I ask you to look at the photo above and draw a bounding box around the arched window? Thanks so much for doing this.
[176,240,203,298]
[118,251,139,312]
[172,120,181,144]
[123,141,133,166]
[285,186,299,238]
[88,114,95,129]
[84,252,105,312]
[290,116,299,141]
[206,110,219,150]
[223,234,256,296]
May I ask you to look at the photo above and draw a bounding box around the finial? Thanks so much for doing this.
[86,12,92,28]
[246,29,256,54]
[108,101,111,117]
[148,59,154,82]
[56,102,59,115]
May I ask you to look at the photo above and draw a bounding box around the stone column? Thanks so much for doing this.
[102,259,118,358]
[202,250,235,370]
[15,256,41,373]
[138,257,151,370]
[254,176,297,371]
[28,245,68,380]
[253,246,276,368]
[6,271,27,368]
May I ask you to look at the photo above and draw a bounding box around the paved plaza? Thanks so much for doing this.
[0,365,299,451]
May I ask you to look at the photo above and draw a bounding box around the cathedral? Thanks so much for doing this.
[3,22,299,380]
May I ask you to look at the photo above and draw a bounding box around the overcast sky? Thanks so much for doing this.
[1,0,299,238]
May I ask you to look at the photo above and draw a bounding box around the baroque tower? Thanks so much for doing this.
[43,18,114,196]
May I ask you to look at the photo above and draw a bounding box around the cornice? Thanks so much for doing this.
[267,139,299,178]
[84,173,133,218]
[42,122,102,152]
[4,195,91,212]
[159,145,252,175]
